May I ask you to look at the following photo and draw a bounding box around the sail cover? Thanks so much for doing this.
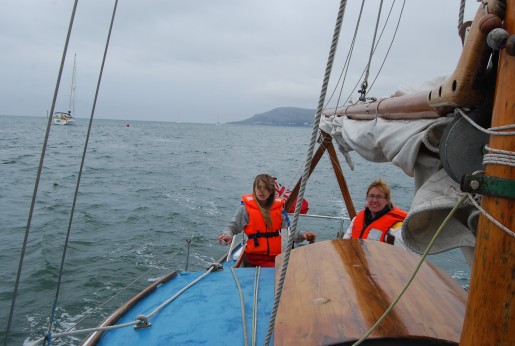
[320,107,477,260]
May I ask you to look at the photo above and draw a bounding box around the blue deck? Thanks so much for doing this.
[96,266,275,345]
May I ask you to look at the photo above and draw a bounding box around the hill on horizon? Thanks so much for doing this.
[228,107,315,126]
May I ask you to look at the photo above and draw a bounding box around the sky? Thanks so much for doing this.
[0,0,479,124]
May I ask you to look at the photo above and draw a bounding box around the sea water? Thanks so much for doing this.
[0,115,470,345]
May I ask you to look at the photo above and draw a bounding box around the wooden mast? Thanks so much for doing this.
[460,2,514,344]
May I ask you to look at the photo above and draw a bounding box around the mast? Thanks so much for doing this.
[68,53,77,115]
[460,2,514,344]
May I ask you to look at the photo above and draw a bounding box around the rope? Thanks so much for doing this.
[456,108,515,135]
[4,2,80,346]
[44,2,119,344]
[28,262,220,345]
[466,193,515,238]
[264,1,348,345]
[231,267,249,346]
[458,0,466,29]
[483,146,515,167]
[352,193,469,345]
[56,239,192,340]
[456,107,515,167]
[147,264,218,319]
[252,267,260,346]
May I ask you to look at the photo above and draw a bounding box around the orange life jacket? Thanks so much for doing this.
[242,194,283,258]
[351,206,407,242]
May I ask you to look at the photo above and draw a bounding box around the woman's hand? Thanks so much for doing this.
[218,234,233,245]
[303,231,317,244]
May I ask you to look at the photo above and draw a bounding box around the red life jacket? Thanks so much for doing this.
[242,194,283,264]
[351,206,407,242]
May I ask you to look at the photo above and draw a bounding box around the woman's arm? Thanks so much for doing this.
[219,205,248,245]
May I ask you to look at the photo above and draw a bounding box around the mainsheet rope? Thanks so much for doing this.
[264,1,348,344]
[351,193,469,345]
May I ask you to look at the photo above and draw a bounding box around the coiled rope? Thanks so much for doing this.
[264,1,348,345]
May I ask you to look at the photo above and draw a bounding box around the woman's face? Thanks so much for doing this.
[255,180,272,204]
[366,186,388,215]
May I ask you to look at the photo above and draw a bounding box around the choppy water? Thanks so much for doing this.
[0,115,470,345]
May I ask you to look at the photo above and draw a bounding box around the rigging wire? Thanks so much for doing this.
[264,0,348,344]
[4,1,79,345]
[325,0,405,111]
[343,0,403,106]
[366,0,406,96]
[358,0,384,101]
[44,1,119,344]
[57,240,193,341]
[324,1,366,111]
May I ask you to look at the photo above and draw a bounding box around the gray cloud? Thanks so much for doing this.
[1,0,478,123]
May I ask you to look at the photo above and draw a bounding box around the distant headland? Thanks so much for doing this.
[228,107,315,126]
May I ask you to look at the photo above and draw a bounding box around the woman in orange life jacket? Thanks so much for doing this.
[218,174,316,267]
[343,178,407,246]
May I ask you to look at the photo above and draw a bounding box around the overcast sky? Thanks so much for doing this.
[1,1,479,124]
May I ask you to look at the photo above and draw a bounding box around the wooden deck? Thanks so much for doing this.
[274,239,467,345]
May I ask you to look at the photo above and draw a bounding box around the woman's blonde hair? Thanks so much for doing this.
[252,174,276,229]
[366,178,392,206]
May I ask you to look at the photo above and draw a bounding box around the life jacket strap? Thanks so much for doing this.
[247,230,280,247]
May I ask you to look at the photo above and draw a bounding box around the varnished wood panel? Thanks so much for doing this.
[274,239,467,345]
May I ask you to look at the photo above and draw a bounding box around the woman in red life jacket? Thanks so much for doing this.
[343,178,407,246]
[218,174,316,267]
